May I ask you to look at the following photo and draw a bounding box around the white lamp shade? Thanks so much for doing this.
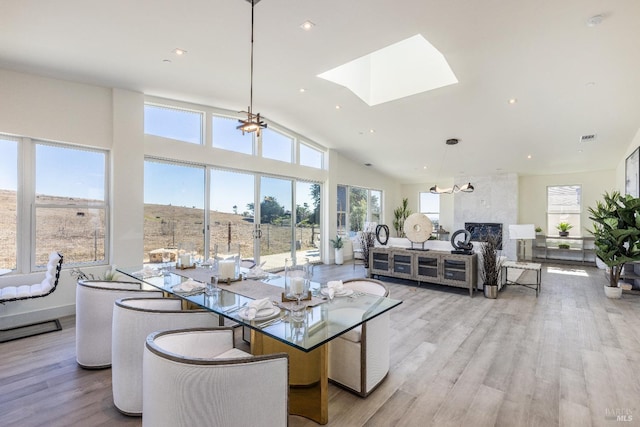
[508,224,536,240]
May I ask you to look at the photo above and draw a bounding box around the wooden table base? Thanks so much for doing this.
[251,331,328,424]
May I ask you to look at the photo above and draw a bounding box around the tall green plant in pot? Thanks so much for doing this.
[393,198,411,237]
[588,191,640,298]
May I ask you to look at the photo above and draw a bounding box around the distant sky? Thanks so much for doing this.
[1,114,317,211]
[0,139,17,191]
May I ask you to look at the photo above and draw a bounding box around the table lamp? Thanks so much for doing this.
[508,224,536,261]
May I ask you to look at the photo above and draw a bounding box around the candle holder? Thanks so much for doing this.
[214,243,241,282]
[283,257,311,303]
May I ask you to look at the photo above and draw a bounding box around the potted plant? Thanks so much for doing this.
[588,191,640,298]
[535,226,543,235]
[556,222,572,237]
[330,236,344,265]
[392,198,411,237]
[480,235,502,298]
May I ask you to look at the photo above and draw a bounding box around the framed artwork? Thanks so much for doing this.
[625,147,639,198]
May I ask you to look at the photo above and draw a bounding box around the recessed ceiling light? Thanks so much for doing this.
[527,154,532,159]
[423,166,428,170]
[335,105,341,110]
[299,88,306,93]
[585,81,596,87]
[586,14,604,27]
[369,129,375,133]
[172,48,187,55]
[508,98,518,104]
[162,59,172,63]
[364,163,372,167]
[446,138,459,145]
[300,20,315,31]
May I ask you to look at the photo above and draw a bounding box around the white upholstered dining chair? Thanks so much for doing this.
[142,328,288,427]
[111,297,220,416]
[328,278,390,397]
[75,280,163,369]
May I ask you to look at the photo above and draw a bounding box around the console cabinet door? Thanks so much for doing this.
[415,254,440,280]
[371,249,391,275]
[391,252,414,279]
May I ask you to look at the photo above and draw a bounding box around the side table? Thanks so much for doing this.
[502,261,541,297]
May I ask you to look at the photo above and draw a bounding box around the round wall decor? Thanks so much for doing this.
[403,213,433,243]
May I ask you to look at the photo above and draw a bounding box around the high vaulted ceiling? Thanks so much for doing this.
[2,0,640,184]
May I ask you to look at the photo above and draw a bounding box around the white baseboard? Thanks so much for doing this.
[0,304,75,330]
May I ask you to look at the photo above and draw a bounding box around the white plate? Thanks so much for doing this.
[321,288,354,297]
[238,306,281,321]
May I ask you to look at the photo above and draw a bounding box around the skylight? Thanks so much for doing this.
[317,34,458,106]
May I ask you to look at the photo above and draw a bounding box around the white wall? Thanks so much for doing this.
[0,69,401,325]
[454,173,518,260]
[0,69,116,327]
[400,181,455,235]
[616,127,640,193]
[519,169,616,234]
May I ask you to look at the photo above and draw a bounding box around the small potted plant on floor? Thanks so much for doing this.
[330,236,344,265]
[588,191,640,298]
[556,222,573,237]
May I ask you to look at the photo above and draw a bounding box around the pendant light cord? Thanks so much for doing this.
[249,0,255,114]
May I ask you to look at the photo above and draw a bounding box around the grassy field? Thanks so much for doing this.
[0,189,318,268]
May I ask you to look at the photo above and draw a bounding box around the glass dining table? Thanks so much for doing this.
[117,266,402,424]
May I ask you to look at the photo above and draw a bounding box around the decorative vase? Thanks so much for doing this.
[604,285,622,299]
[335,248,344,265]
[483,283,498,299]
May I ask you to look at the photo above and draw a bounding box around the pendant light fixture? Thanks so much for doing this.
[237,0,267,136]
[429,139,475,194]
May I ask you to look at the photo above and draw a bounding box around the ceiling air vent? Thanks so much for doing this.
[580,134,597,143]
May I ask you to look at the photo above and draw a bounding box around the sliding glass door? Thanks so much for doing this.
[209,169,255,260]
[144,160,322,270]
[258,176,293,271]
[143,160,205,263]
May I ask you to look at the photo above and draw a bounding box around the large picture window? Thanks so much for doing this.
[35,143,108,267]
[0,136,18,271]
[262,128,293,163]
[144,104,203,145]
[337,185,383,236]
[547,185,581,236]
[212,115,254,155]
[419,192,440,232]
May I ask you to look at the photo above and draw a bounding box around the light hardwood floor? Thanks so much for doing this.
[1,262,639,426]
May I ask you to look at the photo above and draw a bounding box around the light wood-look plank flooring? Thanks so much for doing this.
[1,262,640,426]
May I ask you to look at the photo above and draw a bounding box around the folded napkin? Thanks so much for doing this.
[326,280,344,299]
[247,266,266,279]
[173,278,204,292]
[133,266,159,278]
[245,298,272,320]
